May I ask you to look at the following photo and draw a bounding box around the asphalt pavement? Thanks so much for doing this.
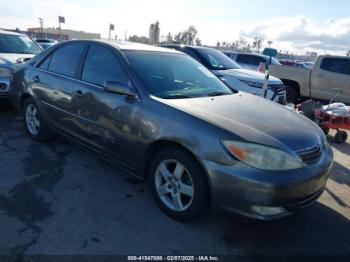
[0,101,349,260]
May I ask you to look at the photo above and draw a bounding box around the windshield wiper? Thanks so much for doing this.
[162,94,194,99]
[207,92,231,97]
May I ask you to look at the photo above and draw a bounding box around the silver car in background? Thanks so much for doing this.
[162,45,286,105]
[0,29,42,97]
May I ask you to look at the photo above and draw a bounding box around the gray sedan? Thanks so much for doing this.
[10,40,333,221]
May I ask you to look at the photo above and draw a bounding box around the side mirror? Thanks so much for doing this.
[103,80,138,99]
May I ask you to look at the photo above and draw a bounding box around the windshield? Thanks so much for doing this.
[0,34,42,54]
[197,48,241,70]
[125,51,234,98]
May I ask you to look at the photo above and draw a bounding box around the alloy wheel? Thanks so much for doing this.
[25,103,40,136]
[154,159,194,212]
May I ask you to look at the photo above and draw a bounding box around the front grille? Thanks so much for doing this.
[296,144,323,165]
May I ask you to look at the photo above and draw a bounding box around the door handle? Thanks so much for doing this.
[73,90,83,97]
[32,75,40,83]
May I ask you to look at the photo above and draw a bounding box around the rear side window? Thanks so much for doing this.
[320,58,350,75]
[48,43,86,78]
[81,44,128,86]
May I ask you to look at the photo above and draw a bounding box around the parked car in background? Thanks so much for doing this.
[270,55,350,103]
[0,29,42,98]
[35,38,58,50]
[11,40,332,221]
[161,45,286,104]
[303,61,314,69]
[231,52,281,71]
[279,59,311,70]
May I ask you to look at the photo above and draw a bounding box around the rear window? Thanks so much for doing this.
[320,58,350,75]
[0,33,41,54]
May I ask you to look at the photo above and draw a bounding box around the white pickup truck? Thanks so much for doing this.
[270,55,350,104]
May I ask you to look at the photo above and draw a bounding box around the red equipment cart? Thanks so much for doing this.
[298,89,349,143]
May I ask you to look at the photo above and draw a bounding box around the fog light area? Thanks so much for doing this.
[251,205,287,216]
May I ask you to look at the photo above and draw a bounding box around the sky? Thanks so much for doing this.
[1,0,350,55]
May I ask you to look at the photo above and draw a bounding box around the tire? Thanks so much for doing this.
[322,127,329,136]
[23,97,52,141]
[149,147,209,221]
[334,131,347,144]
[285,85,299,104]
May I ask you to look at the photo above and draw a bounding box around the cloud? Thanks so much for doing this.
[241,15,350,53]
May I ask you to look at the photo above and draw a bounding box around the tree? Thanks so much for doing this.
[173,26,200,45]
[181,26,198,45]
[173,32,182,44]
[195,38,202,46]
[347,50,350,57]
[252,37,263,52]
[128,35,149,44]
[267,40,273,47]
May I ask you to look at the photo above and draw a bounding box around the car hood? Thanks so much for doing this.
[159,92,324,152]
[214,68,281,84]
[0,53,35,68]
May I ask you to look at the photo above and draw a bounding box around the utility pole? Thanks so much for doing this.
[38,18,44,33]
[109,24,115,40]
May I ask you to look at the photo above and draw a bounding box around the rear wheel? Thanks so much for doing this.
[23,97,52,141]
[334,130,347,144]
[149,147,208,221]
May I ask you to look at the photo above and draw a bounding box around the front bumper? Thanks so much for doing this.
[203,144,333,220]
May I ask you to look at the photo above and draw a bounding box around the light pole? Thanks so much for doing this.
[38,18,44,33]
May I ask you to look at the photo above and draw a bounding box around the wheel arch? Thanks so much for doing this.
[281,79,301,95]
[143,139,212,202]
[20,92,34,113]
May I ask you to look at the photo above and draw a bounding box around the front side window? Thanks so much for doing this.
[197,48,241,70]
[38,55,51,70]
[125,51,234,98]
[320,58,350,75]
[0,34,41,54]
[82,44,128,86]
[48,43,86,78]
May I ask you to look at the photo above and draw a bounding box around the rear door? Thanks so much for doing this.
[32,42,87,133]
[70,44,142,167]
[310,57,350,102]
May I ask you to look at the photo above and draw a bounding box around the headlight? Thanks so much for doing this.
[0,68,13,78]
[239,80,264,88]
[222,140,305,170]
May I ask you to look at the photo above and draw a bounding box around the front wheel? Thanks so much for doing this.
[285,85,299,104]
[149,147,209,221]
[23,97,52,141]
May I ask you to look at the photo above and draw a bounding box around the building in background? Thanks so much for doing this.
[28,27,101,40]
[149,21,160,44]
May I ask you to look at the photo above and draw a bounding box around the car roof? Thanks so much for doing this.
[96,40,181,53]
[236,52,266,58]
[0,29,26,36]
[160,44,214,51]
